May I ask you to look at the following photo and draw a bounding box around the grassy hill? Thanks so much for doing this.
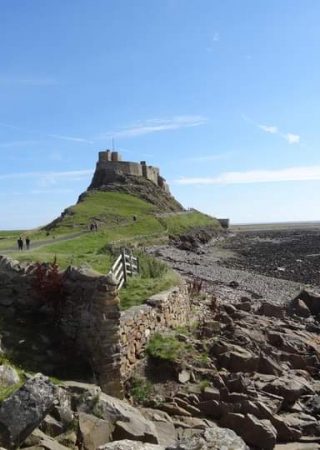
[0,190,221,309]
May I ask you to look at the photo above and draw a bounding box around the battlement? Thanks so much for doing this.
[90,149,170,193]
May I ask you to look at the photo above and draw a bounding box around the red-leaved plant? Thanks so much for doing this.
[32,256,64,322]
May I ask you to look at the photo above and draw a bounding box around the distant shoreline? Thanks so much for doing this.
[230,221,320,231]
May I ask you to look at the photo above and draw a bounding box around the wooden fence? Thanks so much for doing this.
[109,249,139,289]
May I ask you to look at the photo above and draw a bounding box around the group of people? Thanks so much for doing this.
[89,222,98,232]
[17,236,30,251]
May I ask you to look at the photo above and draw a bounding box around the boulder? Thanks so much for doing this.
[78,412,113,450]
[289,298,311,318]
[0,365,20,387]
[220,413,277,449]
[293,290,320,316]
[76,389,159,444]
[140,408,176,446]
[258,302,285,319]
[262,376,313,407]
[218,347,259,372]
[0,374,56,449]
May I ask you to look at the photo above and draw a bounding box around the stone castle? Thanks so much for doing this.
[89,149,170,193]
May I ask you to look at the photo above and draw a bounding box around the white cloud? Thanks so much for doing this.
[98,116,208,140]
[259,124,278,134]
[243,115,301,145]
[175,165,320,185]
[48,134,93,143]
[284,133,300,144]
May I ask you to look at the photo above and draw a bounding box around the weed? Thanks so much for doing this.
[147,333,188,362]
[130,376,152,404]
[198,379,211,392]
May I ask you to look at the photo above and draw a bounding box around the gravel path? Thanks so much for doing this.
[148,240,303,305]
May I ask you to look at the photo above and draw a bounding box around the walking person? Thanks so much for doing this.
[17,237,23,251]
[25,237,30,250]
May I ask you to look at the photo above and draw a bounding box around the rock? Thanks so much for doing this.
[258,302,285,319]
[0,374,56,449]
[236,302,251,312]
[218,347,259,372]
[157,402,192,417]
[271,414,302,442]
[289,298,311,318]
[262,376,313,407]
[76,389,160,444]
[78,412,113,450]
[294,289,320,315]
[220,413,277,449]
[223,304,237,316]
[22,428,70,450]
[201,387,220,401]
[51,387,74,426]
[178,370,191,384]
[259,353,283,376]
[98,441,164,450]
[0,365,20,387]
[40,415,64,437]
[140,408,176,446]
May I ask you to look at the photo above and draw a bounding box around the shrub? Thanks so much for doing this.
[130,376,152,403]
[32,257,64,322]
[147,333,189,362]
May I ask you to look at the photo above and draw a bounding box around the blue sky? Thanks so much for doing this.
[1,0,320,229]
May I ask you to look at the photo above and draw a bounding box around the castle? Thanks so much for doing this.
[89,149,170,193]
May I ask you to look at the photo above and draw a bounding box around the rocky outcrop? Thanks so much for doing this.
[0,374,56,449]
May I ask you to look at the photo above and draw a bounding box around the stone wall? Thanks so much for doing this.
[120,285,191,380]
[0,256,122,397]
[0,256,190,395]
[91,151,168,192]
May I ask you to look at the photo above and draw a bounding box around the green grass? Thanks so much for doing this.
[147,333,193,362]
[0,191,221,310]
[130,376,153,403]
[159,211,220,235]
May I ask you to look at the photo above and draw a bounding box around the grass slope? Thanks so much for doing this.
[0,191,220,308]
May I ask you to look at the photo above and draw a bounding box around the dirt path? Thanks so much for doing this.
[1,231,88,254]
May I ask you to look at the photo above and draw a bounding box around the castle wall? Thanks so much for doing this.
[92,151,170,193]
[97,161,143,178]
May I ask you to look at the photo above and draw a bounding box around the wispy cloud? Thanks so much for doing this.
[97,116,208,140]
[48,134,93,143]
[258,125,278,134]
[0,77,58,86]
[0,169,92,182]
[175,165,320,185]
[0,122,91,144]
[243,115,300,145]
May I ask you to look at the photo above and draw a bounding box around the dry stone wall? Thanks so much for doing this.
[120,285,191,380]
[0,256,191,396]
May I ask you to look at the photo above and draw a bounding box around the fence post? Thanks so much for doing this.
[129,249,133,276]
[121,248,127,285]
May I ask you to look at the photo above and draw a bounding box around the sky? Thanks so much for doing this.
[1,0,320,229]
